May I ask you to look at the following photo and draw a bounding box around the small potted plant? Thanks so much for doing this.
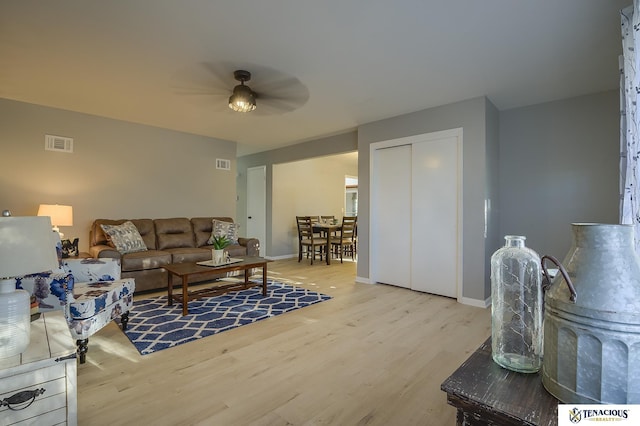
[211,235,230,265]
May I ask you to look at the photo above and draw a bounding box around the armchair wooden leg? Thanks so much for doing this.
[121,312,130,331]
[76,339,88,364]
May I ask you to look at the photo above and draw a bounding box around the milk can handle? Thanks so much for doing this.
[541,255,577,303]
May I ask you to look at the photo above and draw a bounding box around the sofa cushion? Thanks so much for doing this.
[155,218,195,250]
[100,221,148,254]
[165,247,211,264]
[200,243,247,257]
[69,278,135,321]
[191,217,235,247]
[207,219,239,245]
[120,250,172,272]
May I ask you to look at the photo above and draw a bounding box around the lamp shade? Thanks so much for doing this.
[0,216,59,278]
[37,204,73,227]
[0,216,59,358]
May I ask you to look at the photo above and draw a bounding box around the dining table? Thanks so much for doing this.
[312,221,341,265]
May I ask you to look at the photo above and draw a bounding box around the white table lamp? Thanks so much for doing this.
[37,204,73,238]
[0,216,59,358]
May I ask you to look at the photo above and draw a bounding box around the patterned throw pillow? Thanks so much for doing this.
[207,219,239,245]
[100,221,148,254]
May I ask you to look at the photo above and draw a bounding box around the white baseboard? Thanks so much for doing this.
[264,254,297,261]
[460,296,490,308]
[264,259,488,308]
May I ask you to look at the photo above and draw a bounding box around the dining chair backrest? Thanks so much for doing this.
[341,216,357,241]
[296,216,315,241]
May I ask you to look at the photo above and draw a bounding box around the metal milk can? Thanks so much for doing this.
[541,223,640,404]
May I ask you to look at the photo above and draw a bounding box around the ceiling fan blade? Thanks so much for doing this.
[254,76,303,94]
[255,91,309,113]
[200,62,237,87]
[252,75,310,114]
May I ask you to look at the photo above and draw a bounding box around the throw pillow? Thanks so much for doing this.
[100,221,148,254]
[207,219,239,245]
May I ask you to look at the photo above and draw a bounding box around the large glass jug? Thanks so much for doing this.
[490,235,542,373]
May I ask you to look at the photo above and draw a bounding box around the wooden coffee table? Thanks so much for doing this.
[165,256,270,316]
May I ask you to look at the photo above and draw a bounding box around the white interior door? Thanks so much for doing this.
[371,145,411,288]
[411,136,459,297]
[247,166,266,256]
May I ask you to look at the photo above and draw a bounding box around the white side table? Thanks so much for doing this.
[0,311,77,425]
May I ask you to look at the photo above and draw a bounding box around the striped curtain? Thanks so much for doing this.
[621,3,640,251]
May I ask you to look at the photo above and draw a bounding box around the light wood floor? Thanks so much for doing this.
[77,258,491,425]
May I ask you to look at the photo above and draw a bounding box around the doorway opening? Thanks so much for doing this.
[345,176,358,217]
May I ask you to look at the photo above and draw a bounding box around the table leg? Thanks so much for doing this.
[167,272,173,306]
[326,231,332,265]
[262,264,267,295]
[182,276,189,316]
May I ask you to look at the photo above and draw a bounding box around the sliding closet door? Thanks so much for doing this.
[371,144,411,288]
[370,128,462,299]
[411,136,459,297]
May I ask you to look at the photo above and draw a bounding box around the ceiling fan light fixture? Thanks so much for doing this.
[228,81,256,113]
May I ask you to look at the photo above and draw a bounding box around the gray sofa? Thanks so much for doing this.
[89,217,259,293]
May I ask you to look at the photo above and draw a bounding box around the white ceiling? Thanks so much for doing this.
[0,1,629,156]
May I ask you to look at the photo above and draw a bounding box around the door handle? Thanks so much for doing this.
[248,216,252,219]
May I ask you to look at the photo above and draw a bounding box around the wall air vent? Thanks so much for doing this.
[45,134,73,153]
[216,158,231,170]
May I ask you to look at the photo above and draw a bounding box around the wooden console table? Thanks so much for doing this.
[0,311,77,425]
[441,338,559,426]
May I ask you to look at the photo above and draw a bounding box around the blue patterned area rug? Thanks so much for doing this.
[123,280,331,355]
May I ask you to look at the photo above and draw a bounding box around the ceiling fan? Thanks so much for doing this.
[175,63,310,115]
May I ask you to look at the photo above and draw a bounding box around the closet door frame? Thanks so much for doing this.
[369,127,463,301]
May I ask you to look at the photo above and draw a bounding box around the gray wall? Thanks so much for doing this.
[0,98,237,251]
[236,91,619,305]
[499,90,619,260]
[237,131,358,255]
[485,99,501,298]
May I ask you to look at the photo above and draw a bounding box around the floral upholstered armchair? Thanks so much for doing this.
[14,233,135,363]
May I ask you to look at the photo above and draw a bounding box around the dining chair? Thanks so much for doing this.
[308,215,323,238]
[296,215,310,260]
[353,222,358,256]
[330,216,357,263]
[296,216,327,265]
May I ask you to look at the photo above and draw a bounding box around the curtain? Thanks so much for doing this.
[620,3,640,251]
